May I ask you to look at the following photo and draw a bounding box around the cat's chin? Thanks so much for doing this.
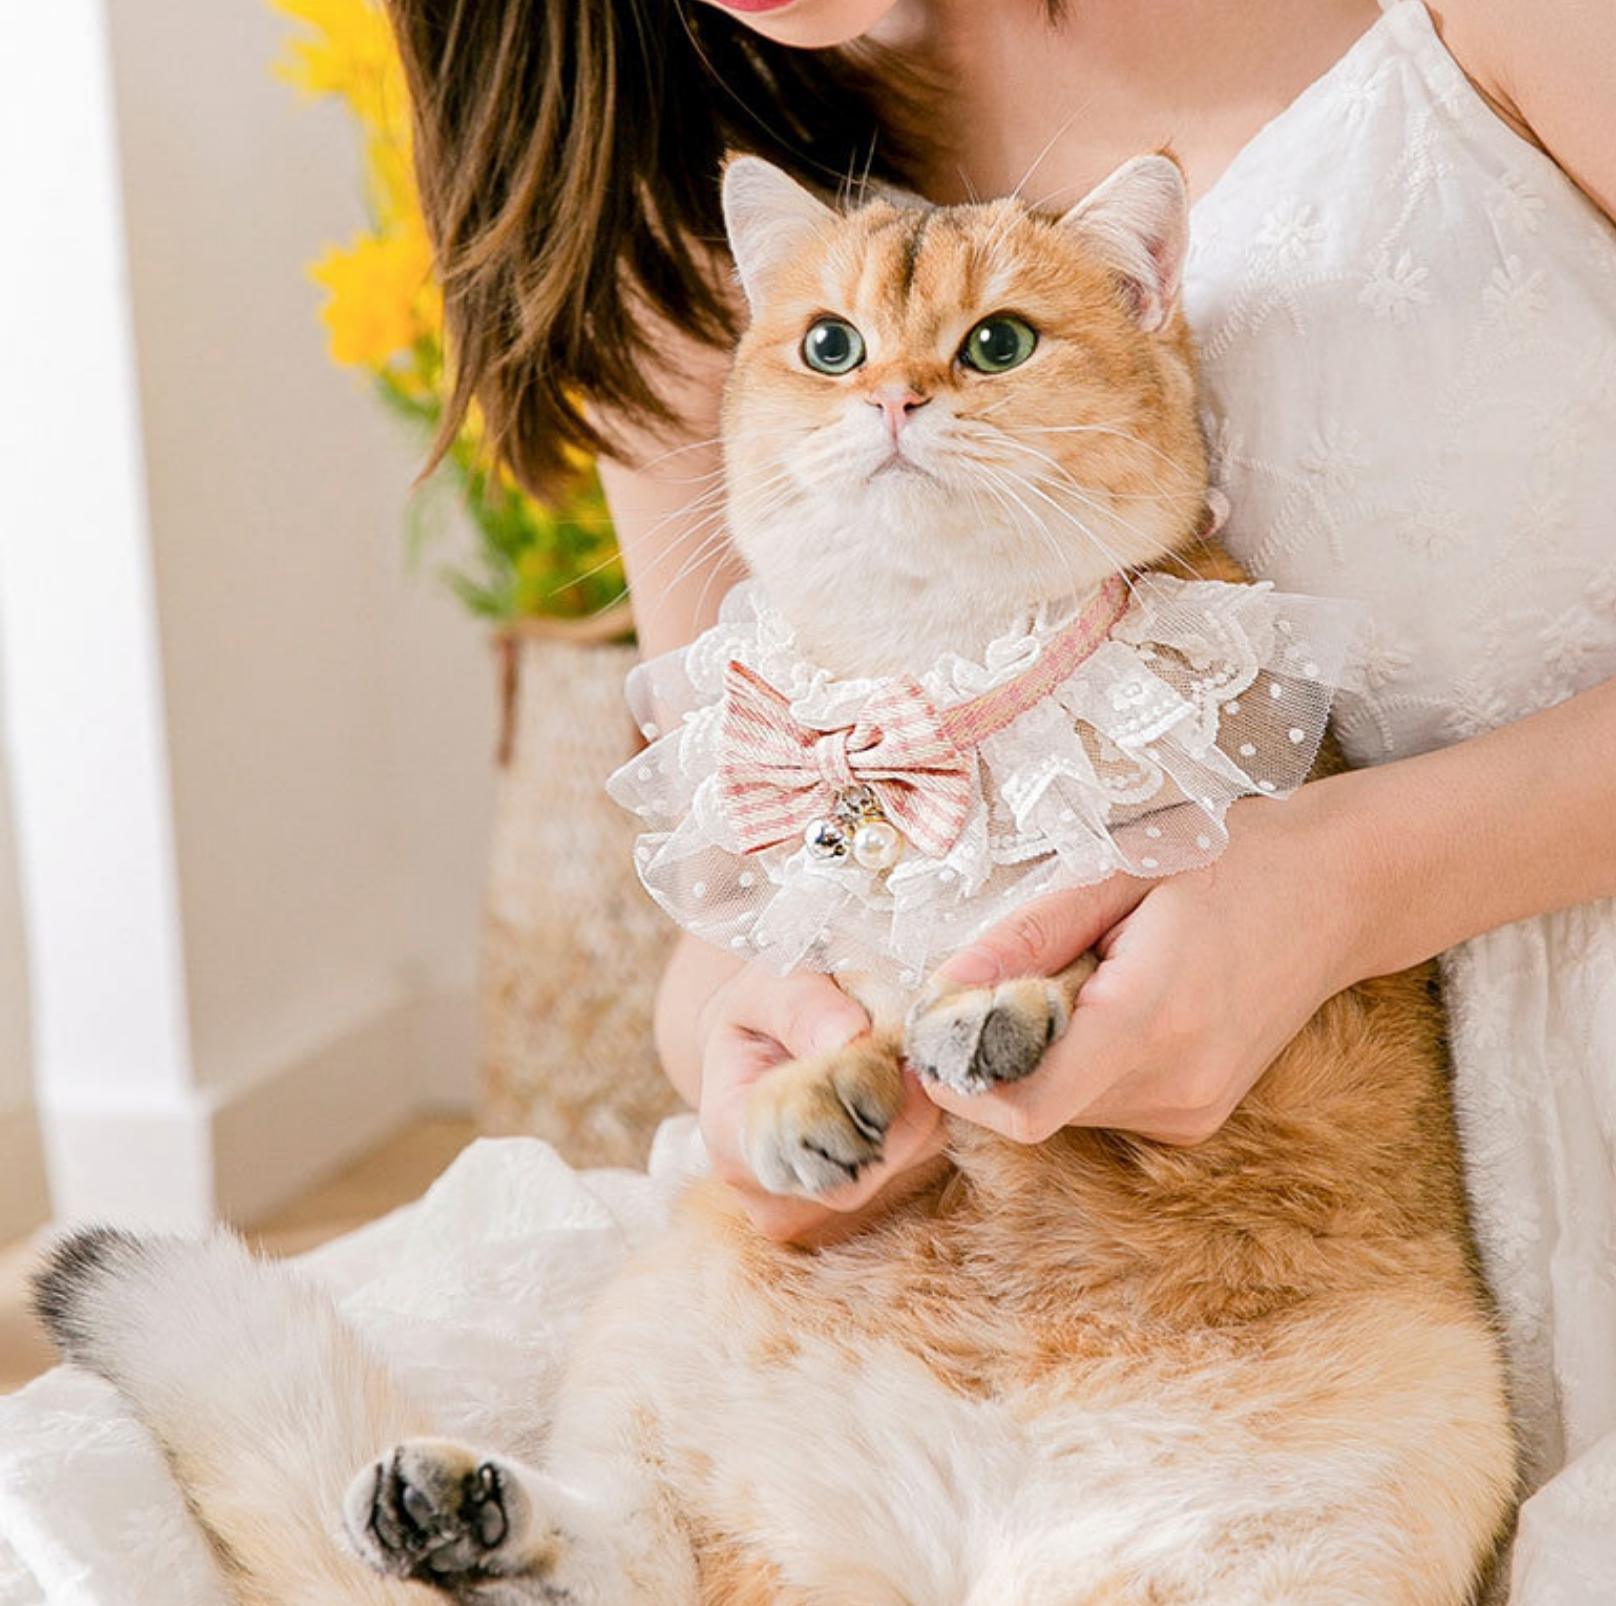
[847,468,947,536]
[733,472,1160,676]
[866,456,935,483]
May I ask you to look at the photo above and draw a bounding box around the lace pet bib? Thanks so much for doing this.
[611,575,1361,984]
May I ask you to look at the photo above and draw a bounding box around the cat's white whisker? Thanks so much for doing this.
[1015,421,1206,481]
[552,485,733,598]
[988,462,1147,607]
[606,460,802,617]
[994,431,1202,508]
[974,463,1096,604]
[626,434,725,475]
[980,426,1206,558]
[594,464,799,625]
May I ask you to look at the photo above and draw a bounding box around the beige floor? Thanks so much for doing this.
[0,1115,477,1394]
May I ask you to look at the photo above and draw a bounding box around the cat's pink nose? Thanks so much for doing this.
[869,388,930,441]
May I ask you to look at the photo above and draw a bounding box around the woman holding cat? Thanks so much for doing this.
[386,0,1616,1593]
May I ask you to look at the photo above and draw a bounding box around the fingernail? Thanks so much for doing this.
[811,1017,859,1055]
[941,948,999,986]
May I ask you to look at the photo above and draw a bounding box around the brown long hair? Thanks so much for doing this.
[385,0,924,495]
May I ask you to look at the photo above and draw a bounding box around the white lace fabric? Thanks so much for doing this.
[1183,2,1616,1595]
[609,577,1359,983]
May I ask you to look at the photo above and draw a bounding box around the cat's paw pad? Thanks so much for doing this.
[344,1439,527,1582]
[743,1039,903,1198]
[905,975,1072,1097]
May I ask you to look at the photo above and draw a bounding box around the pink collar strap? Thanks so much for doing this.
[936,574,1129,749]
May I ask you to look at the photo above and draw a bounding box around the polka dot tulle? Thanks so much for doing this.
[609,577,1362,980]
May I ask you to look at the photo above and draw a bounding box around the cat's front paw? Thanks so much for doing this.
[905,974,1074,1097]
[344,1438,534,1587]
[743,1034,905,1197]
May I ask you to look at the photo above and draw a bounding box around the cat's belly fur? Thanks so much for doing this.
[552,975,1513,1603]
[560,1214,1505,1604]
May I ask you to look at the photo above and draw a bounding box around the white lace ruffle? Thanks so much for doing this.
[609,578,1361,983]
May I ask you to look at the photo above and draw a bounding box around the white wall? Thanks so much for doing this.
[0,0,198,1229]
[105,0,494,1100]
[0,0,495,1230]
[0,719,34,1109]
[0,698,46,1241]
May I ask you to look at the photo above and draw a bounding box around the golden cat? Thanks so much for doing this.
[35,155,1515,1604]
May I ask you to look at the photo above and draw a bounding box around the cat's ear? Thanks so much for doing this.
[1059,154,1190,334]
[722,156,836,308]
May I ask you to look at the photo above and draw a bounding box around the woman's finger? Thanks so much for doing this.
[935,876,1147,987]
[737,1188,840,1244]
[740,967,870,1061]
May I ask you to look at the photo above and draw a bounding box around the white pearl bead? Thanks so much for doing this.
[851,820,903,871]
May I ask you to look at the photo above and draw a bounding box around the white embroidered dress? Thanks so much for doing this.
[1181,2,1616,1595]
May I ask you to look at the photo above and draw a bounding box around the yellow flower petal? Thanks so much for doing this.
[308,225,436,369]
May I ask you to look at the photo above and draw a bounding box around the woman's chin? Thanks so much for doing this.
[695,0,903,48]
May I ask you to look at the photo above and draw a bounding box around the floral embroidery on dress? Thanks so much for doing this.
[1359,249,1433,322]
[1254,198,1326,265]
[1489,171,1547,236]
[1483,255,1550,333]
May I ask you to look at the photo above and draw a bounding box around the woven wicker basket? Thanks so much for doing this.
[478,607,683,1167]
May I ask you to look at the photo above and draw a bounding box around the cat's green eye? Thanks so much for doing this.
[801,317,866,375]
[960,315,1038,374]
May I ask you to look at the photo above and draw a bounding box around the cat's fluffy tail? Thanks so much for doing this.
[33,1227,436,1605]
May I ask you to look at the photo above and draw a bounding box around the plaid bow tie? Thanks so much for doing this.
[716,664,973,858]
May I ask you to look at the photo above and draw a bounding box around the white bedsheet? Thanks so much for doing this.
[0,1121,707,1606]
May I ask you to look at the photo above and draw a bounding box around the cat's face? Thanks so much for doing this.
[720,156,1208,671]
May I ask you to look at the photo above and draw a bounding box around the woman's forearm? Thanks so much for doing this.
[653,932,748,1105]
[1325,674,1616,985]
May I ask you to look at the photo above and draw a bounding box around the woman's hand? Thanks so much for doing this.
[692,961,948,1243]
[922,777,1375,1145]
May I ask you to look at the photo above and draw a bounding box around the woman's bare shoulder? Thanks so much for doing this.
[596,288,747,660]
[1434,0,1616,220]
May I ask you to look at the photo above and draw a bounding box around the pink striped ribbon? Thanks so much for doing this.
[717,575,1130,858]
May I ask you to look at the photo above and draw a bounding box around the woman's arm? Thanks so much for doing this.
[596,328,746,663]
[1338,675,1616,975]
[925,666,1616,1148]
